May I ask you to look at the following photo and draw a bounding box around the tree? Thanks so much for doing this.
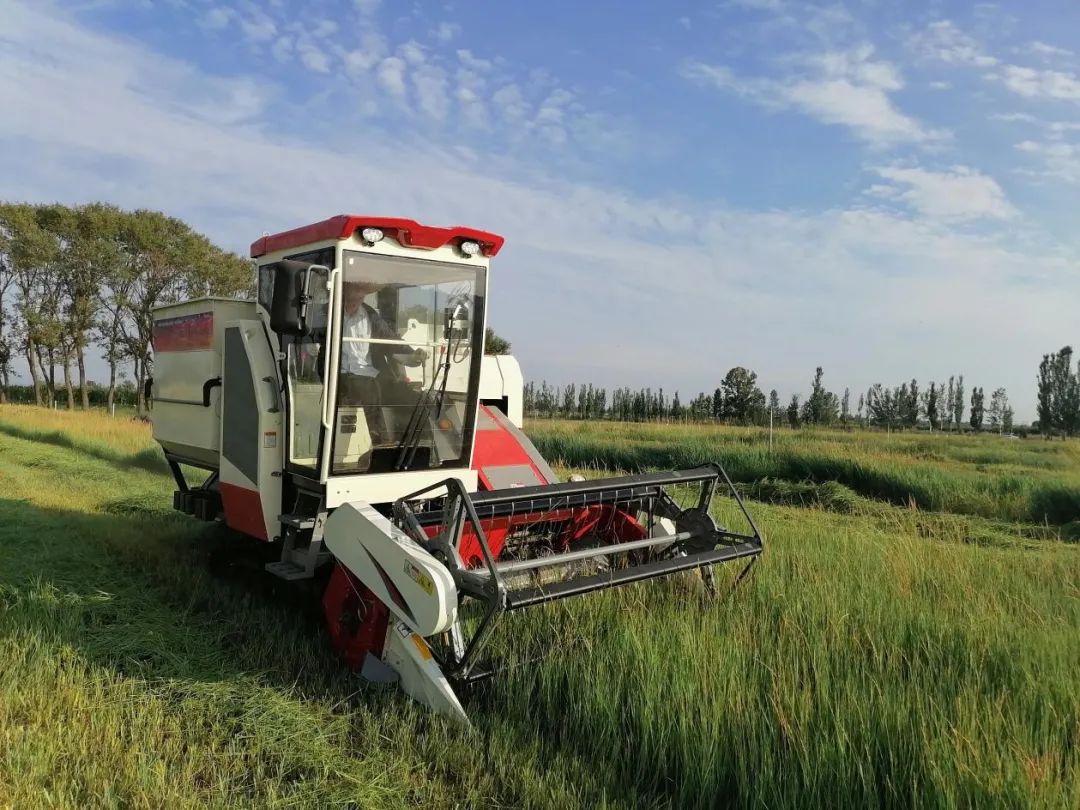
[953,374,965,432]
[46,202,124,409]
[688,392,711,420]
[945,377,955,432]
[0,227,18,402]
[562,383,575,416]
[0,203,58,406]
[802,366,837,426]
[841,387,851,425]
[900,378,919,428]
[926,382,940,432]
[711,387,724,420]
[867,383,898,431]
[117,210,250,413]
[970,387,985,432]
[670,391,682,420]
[1037,353,1054,436]
[484,328,511,354]
[1003,405,1014,434]
[768,389,780,423]
[988,387,1008,433]
[720,366,765,424]
[1042,346,1080,437]
[786,394,800,428]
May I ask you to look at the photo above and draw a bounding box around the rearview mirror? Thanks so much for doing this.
[269,260,326,335]
[444,295,471,341]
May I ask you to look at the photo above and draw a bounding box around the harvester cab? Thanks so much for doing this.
[151,215,763,722]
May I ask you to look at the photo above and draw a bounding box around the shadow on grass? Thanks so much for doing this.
[0,420,169,476]
[0,497,341,692]
[0,497,674,808]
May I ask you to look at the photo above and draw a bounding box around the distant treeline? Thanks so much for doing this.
[2,381,140,408]
[0,202,250,413]
[526,366,1020,434]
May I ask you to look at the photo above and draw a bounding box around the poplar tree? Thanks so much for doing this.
[970,387,985,432]
[953,375,965,431]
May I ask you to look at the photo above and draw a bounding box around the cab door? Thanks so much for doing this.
[218,320,283,540]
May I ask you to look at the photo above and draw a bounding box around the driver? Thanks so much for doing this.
[338,279,426,443]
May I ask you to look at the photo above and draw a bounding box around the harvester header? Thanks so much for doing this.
[151,213,762,722]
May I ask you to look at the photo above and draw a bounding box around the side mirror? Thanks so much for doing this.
[444,296,472,341]
[269,260,325,335]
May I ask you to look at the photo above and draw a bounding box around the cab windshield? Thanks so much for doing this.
[331,250,485,475]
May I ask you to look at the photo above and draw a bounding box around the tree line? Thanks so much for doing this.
[1035,346,1080,437]
[0,203,250,412]
[525,366,1016,433]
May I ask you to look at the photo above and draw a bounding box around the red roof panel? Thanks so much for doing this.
[250,215,505,258]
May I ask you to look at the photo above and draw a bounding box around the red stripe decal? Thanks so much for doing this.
[154,312,213,352]
[219,482,268,541]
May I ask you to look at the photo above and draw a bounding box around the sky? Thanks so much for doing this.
[2,0,1079,419]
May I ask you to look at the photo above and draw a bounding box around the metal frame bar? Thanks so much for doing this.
[505,541,762,609]
[393,463,764,686]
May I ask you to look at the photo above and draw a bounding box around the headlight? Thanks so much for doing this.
[361,227,385,244]
[460,240,481,256]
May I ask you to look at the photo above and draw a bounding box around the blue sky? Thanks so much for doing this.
[3,0,1080,418]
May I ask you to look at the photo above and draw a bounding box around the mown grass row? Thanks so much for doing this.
[1,406,1078,808]
[528,419,1080,525]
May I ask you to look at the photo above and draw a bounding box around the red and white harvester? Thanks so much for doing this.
[151,215,763,721]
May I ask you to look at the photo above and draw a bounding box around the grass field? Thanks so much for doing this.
[1,405,1078,808]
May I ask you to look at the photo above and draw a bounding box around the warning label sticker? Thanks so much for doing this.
[403,560,435,596]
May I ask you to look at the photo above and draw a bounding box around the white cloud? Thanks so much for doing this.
[1028,41,1073,60]
[296,38,331,73]
[728,0,785,10]
[869,165,1016,221]
[344,31,388,75]
[993,112,1080,134]
[310,19,339,39]
[200,7,230,31]
[929,80,951,90]
[908,20,998,68]
[353,0,380,15]
[457,49,493,73]
[492,83,529,122]
[683,46,944,145]
[455,68,488,128]
[433,22,460,43]
[238,16,276,44]
[994,64,1080,101]
[412,63,449,121]
[992,111,1041,124]
[1015,140,1080,183]
[1,0,1075,416]
[376,56,407,99]
[399,40,426,66]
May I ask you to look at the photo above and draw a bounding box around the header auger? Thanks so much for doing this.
[151,214,763,722]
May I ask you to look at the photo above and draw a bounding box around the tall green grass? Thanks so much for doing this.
[529,419,1080,525]
[1,406,1078,808]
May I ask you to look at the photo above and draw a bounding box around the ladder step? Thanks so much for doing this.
[279,513,316,530]
[265,560,313,581]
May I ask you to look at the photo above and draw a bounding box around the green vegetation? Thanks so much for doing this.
[2,406,1078,808]
[529,419,1080,524]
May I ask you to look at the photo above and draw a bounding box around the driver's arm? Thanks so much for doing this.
[371,309,427,364]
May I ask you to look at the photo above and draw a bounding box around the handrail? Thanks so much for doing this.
[321,268,340,430]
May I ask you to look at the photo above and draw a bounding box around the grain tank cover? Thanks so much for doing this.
[151,297,257,468]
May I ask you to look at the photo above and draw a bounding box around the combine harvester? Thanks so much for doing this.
[151,215,763,721]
